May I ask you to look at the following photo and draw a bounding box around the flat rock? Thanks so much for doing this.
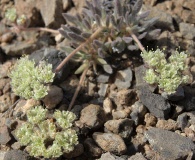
[1,40,40,56]
[145,127,195,159]
[80,104,106,129]
[104,118,134,139]
[93,132,127,155]
[114,67,133,90]
[139,88,171,119]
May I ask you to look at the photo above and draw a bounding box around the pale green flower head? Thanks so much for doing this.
[9,56,55,100]
[141,49,189,94]
[27,106,47,124]
[53,110,76,129]
[15,106,78,158]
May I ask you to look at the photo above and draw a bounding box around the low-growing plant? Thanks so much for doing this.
[15,106,78,158]
[9,56,55,100]
[56,0,160,109]
[141,49,189,94]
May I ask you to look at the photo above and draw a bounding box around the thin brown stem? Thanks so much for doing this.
[131,33,145,52]
[13,26,59,34]
[55,27,103,73]
[68,65,89,111]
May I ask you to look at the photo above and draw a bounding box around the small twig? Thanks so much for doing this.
[10,26,59,34]
[131,33,145,52]
[55,27,103,73]
[68,65,89,111]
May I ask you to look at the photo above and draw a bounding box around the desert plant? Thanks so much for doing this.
[9,56,55,100]
[141,49,189,94]
[56,0,160,109]
[15,106,78,158]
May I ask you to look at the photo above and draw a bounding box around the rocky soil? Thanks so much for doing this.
[0,0,195,160]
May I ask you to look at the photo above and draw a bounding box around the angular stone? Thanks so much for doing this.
[177,111,195,131]
[93,132,127,155]
[114,67,133,90]
[80,104,106,129]
[84,138,102,158]
[179,23,195,40]
[130,101,147,125]
[134,65,156,92]
[145,127,195,159]
[139,88,171,119]
[0,125,11,145]
[0,93,12,113]
[63,144,84,158]
[145,5,174,31]
[42,85,63,109]
[104,118,134,138]
[39,0,65,28]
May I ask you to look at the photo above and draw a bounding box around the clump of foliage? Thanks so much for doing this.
[141,49,189,94]
[9,56,55,100]
[15,106,78,158]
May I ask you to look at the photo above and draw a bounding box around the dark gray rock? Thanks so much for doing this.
[179,22,195,40]
[139,88,171,119]
[177,112,195,131]
[4,150,32,160]
[130,101,147,125]
[93,132,127,155]
[84,138,102,158]
[63,144,84,158]
[145,127,195,160]
[161,86,185,101]
[114,67,133,90]
[104,118,134,139]
[176,86,195,111]
[144,5,174,31]
[80,104,106,129]
[134,65,156,92]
